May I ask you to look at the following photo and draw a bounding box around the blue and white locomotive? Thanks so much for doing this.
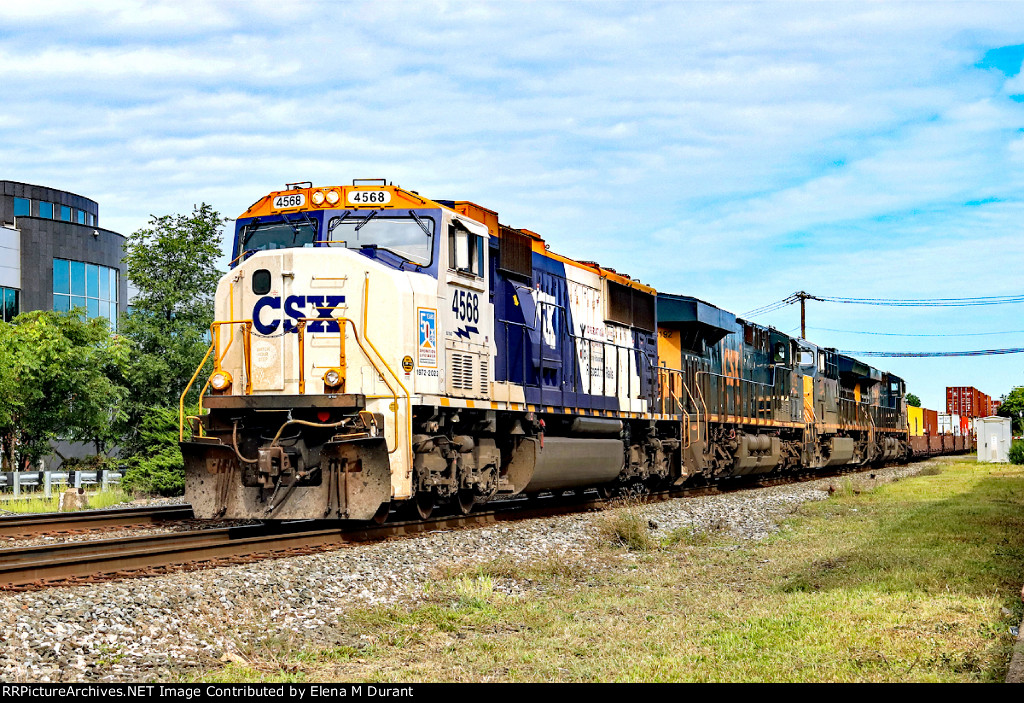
[180,180,914,522]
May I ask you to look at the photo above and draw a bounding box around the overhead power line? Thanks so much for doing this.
[743,291,1024,318]
[808,326,1024,338]
[818,294,1024,307]
[839,347,1024,358]
[741,293,801,318]
[742,290,1024,354]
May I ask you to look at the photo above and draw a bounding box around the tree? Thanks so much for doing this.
[0,311,127,470]
[906,393,921,407]
[119,406,188,496]
[117,204,224,493]
[119,204,225,416]
[0,329,22,470]
[997,387,1024,435]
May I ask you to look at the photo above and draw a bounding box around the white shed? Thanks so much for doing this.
[976,416,1012,463]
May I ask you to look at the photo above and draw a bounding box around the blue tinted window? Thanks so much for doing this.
[52,258,118,326]
[76,210,85,224]
[86,264,99,298]
[53,259,70,294]
[13,198,30,217]
[70,261,86,295]
[61,205,71,221]
[1,287,18,322]
[38,201,53,219]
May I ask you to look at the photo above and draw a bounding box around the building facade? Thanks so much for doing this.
[0,180,127,327]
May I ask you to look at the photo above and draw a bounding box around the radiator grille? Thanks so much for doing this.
[451,352,475,391]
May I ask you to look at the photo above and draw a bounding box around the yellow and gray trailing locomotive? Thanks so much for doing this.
[180,179,947,522]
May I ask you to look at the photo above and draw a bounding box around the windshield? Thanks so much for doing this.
[327,210,435,266]
[238,217,318,255]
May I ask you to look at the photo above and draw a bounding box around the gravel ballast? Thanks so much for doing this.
[0,463,927,682]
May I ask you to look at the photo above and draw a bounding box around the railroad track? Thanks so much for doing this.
[0,496,615,590]
[0,460,927,591]
[0,504,194,539]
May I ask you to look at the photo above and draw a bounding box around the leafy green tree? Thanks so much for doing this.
[118,204,224,493]
[120,203,224,414]
[906,392,921,407]
[1010,440,1024,465]
[997,387,1024,435]
[119,406,189,495]
[0,311,127,470]
[0,332,22,470]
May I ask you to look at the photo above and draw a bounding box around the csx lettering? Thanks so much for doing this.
[723,348,740,387]
[253,295,345,335]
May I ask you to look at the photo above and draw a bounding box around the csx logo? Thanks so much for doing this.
[253,295,345,335]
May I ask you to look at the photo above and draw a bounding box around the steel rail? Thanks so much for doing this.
[0,504,194,539]
[0,492,636,590]
[0,457,953,590]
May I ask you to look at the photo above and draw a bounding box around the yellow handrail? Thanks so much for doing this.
[297,321,306,394]
[295,315,400,454]
[179,341,216,442]
[361,274,413,469]
[215,282,237,369]
[179,320,253,442]
[211,320,254,394]
[185,416,206,437]
[180,294,409,461]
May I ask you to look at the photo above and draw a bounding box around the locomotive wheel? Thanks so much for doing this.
[371,502,390,525]
[597,484,616,500]
[401,489,430,521]
[456,489,475,515]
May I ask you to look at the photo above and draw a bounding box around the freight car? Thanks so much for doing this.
[180,180,950,522]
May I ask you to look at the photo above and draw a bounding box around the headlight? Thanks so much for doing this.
[323,369,342,388]
[311,190,326,205]
[210,370,232,391]
[325,189,340,204]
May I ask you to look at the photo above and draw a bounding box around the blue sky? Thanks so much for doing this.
[3,1,1024,411]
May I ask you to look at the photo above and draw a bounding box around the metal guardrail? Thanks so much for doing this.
[0,470,124,498]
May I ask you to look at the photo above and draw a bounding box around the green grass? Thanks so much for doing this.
[86,488,131,509]
[596,497,660,551]
[0,488,130,513]
[194,456,1024,682]
[0,494,61,513]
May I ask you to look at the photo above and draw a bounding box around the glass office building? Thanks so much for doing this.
[0,180,127,329]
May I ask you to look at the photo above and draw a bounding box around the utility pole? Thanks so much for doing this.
[798,291,808,339]
[795,291,821,339]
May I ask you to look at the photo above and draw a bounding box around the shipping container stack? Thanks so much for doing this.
[947,386,998,419]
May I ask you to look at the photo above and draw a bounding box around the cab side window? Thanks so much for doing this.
[448,221,484,276]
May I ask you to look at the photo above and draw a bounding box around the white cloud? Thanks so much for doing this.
[3,1,1024,406]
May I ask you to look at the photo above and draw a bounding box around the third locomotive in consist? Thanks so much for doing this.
[180,180,961,522]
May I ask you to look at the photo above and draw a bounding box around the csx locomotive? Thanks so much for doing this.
[180,180,916,522]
